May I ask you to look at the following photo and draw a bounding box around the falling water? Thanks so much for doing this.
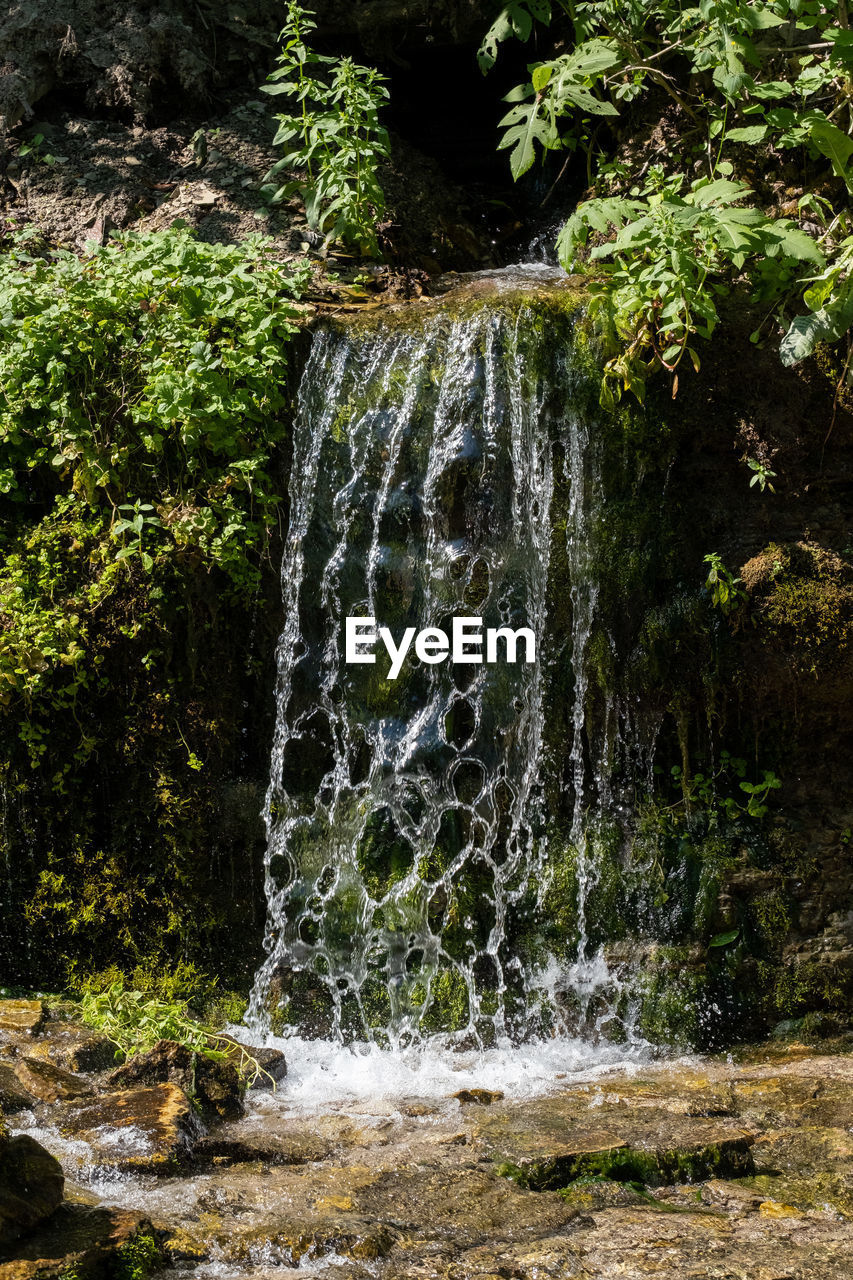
[248,270,633,1050]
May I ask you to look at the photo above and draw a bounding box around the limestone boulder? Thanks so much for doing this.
[23,1023,114,1075]
[0,1065,36,1116]
[12,1059,93,1105]
[0,1002,45,1037]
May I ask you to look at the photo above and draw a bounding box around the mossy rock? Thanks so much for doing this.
[0,1204,161,1280]
[743,540,853,680]
[494,1126,755,1192]
[62,1082,202,1174]
[106,1039,245,1121]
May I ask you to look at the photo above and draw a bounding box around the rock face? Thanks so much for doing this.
[248,1045,288,1089]
[0,1129,64,1247]
[0,1065,37,1116]
[4,1045,853,1277]
[118,1051,853,1280]
[476,1106,757,1191]
[21,1022,114,1074]
[106,1039,244,1120]
[214,1036,287,1090]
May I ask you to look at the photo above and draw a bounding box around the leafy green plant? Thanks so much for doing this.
[111,502,163,572]
[76,981,227,1060]
[75,980,272,1084]
[709,928,740,948]
[781,234,853,366]
[16,133,59,166]
[746,458,777,493]
[558,174,821,405]
[497,38,619,180]
[261,0,390,254]
[481,0,853,397]
[669,752,782,823]
[704,552,746,615]
[0,226,309,750]
[740,772,783,818]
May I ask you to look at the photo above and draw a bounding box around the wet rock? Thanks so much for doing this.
[0,1131,64,1246]
[558,1178,651,1210]
[64,1083,203,1173]
[476,1099,756,1190]
[25,1022,114,1074]
[0,1065,36,1115]
[0,1203,161,1280]
[453,1088,504,1106]
[562,1199,853,1279]
[106,1039,244,1120]
[52,1054,853,1280]
[248,1045,288,1088]
[166,1212,396,1269]
[192,1124,337,1167]
[12,1058,94,1104]
[489,1128,631,1190]
[700,1177,766,1211]
[0,1001,45,1036]
[161,1226,209,1262]
[218,1036,287,1089]
[234,1217,396,1265]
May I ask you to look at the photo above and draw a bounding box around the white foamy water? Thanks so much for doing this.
[229,1026,651,1115]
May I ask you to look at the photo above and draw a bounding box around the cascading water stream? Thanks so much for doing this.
[247,270,638,1056]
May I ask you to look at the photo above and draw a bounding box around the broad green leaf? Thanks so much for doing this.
[560,37,621,78]
[709,929,740,948]
[726,125,768,143]
[780,308,843,365]
[498,102,560,178]
[688,178,750,206]
[809,117,853,192]
[562,87,619,116]
[748,80,793,100]
[773,224,824,265]
[478,0,550,72]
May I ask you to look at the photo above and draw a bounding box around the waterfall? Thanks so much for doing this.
[248,270,628,1048]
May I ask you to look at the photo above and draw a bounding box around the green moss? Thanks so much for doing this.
[535,841,580,960]
[749,891,791,952]
[773,960,848,1019]
[356,807,415,900]
[744,541,853,678]
[497,1133,753,1192]
[419,969,470,1034]
[114,1233,163,1280]
[637,947,709,1048]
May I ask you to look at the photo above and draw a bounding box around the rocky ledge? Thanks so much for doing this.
[3,999,853,1278]
[0,997,285,1278]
